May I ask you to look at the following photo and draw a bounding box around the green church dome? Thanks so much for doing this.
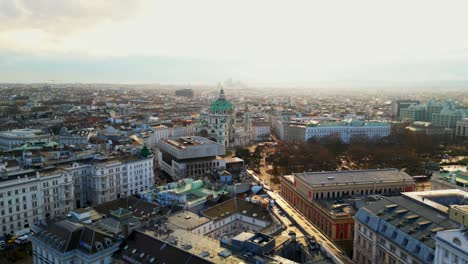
[210,88,233,114]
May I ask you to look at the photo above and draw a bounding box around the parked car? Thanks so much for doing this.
[15,235,30,245]
[7,236,19,244]
[0,240,6,250]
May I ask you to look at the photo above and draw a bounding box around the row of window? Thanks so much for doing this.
[0,186,38,197]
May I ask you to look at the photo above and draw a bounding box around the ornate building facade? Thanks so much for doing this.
[197,87,251,149]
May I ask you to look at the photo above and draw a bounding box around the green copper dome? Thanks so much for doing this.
[210,88,233,114]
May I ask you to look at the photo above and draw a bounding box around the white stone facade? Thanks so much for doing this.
[251,124,271,141]
[434,229,468,264]
[305,122,391,143]
[0,128,51,150]
[197,88,252,149]
[83,156,154,206]
[0,169,74,236]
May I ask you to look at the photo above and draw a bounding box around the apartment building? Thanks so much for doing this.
[391,100,420,119]
[434,229,468,264]
[82,155,154,206]
[251,122,271,141]
[0,168,74,236]
[353,190,466,264]
[0,150,155,236]
[455,118,468,138]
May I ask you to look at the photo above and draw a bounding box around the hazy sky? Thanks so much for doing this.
[1,0,468,86]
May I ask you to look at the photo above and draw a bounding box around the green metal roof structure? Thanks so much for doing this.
[210,88,233,114]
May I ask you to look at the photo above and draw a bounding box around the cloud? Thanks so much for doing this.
[0,0,144,34]
[1,0,468,85]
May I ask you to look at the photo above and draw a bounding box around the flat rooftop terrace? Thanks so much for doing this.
[403,189,468,213]
[167,210,211,230]
[163,136,215,149]
[291,168,414,187]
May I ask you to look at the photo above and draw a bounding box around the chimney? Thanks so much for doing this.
[122,224,129,237]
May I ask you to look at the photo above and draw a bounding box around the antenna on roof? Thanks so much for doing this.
[234,184,238,210]
[160,243,167,250]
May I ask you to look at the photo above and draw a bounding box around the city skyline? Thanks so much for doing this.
[0,1,467,264]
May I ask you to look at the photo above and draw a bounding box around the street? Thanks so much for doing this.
[247,169,353,264]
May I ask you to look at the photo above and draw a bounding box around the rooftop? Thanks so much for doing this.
[201,198,272,223]
[93,196,164,219]
[33,220,117,255]
[291,168,414,187]
[402,189,468,214]
[440,170,468,186]
[305,119,390,128]
[162,136,215,149]
[0,128,47,138]
[356,196,459,250]
[232,231,256,242]
[122,230,212,264]
[158,136,226,160]
[0,168,37,183]
[315,199,357,218]
[166,210,211,230]
[209,88,233,114]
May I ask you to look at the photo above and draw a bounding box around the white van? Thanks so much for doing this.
[15,235,30,245]
[14,228,30,237]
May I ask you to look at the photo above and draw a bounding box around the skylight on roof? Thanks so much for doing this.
[417,220,431,226]
[405,214,419,220]
[395,209,408,214]
[430,227,444,233]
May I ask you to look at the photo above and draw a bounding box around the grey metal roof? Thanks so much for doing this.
[294,168,413,186]
[355,196,459,264]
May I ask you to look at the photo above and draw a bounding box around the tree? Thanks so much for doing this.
[198,129,209,138]
[31,106,50,112]
[235,147,251,164]
[140,146,152,157]
[320,134,348,156]
[249,145,263,171]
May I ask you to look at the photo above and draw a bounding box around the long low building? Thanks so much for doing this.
[305,120,391,143]
[283,120,391,143]
[280,169,415,249]
[0,128,51,150]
